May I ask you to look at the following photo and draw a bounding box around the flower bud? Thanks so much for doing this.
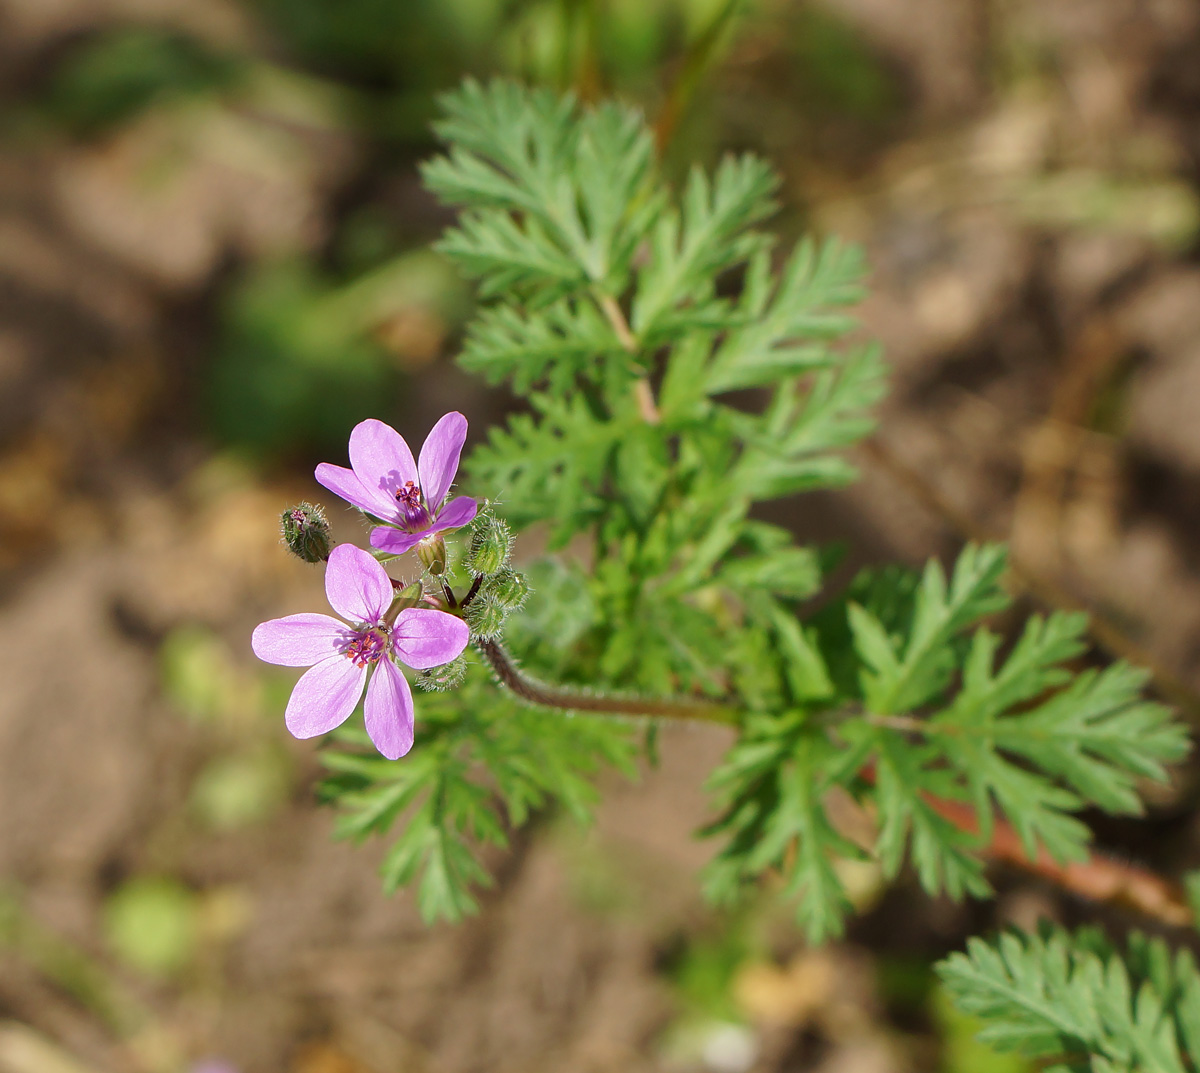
[280,502,332,563]
[416,533,447,575]
[382,580,425,627]
[414,654,468,692]
[466,511,513,576]
[465,593,507,640]
[487,569,530,611]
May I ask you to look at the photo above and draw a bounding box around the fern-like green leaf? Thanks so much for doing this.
[850,543,1010,714]
[706,238,865,393]
[460,299,625,392]
[938,924,1198,1072]
[632,156,778,342]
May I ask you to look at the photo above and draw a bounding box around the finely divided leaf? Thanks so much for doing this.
[632,156,778,341]
[461,299,625,392]
[938,925,1196,1072]
[703,720,861,942]
[706,238,865,393]
[424,80,660,296]
[321,674,636,924]
[851,543,1009,714]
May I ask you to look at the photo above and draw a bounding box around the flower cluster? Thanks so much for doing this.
[253,414,477,759]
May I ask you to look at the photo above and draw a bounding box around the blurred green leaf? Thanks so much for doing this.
[933,983,1034,1073]
[103,878,199,978]
[190,751,290,831]
[160,626,234,723]
[46,28,240,135]
[207,261,398,455]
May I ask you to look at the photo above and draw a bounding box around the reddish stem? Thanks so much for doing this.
[859,763,1192,928]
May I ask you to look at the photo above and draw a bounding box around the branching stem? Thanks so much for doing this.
[475,637,738,726]
[479,631,1189,925]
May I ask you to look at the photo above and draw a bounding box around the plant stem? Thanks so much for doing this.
[598,292,637,350]
[928,793,1193,928]
[479,635,1189,924]
[858,762,1192,929]
[653,0,747,152]
[460,574,483,609]
[632,378,661,424]
[475,637,738,726]
[596,291,661,424]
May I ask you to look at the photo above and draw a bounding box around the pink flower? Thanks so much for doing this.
[315,413,478,555]
[252,544,468,759]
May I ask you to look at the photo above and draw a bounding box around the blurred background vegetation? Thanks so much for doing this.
[1,0,1199,1071]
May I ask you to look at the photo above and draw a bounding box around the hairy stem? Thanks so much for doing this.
[476,637,738,726]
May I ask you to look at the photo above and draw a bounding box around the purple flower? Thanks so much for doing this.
[315,413,478,556]
[251,544,469,759]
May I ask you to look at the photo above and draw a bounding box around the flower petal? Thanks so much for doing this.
[325,543,394,624]
[252,613,351,667]
[391,608,469,670]
[314,462,393,518]
[284,653,366,739]
[364,657,415,759]
[430,495,478,534]
[349,418,417,508]
[369,526,426,555]
[418,411,468,510]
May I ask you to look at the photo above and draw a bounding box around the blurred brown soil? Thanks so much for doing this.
[3,0,1200,1071]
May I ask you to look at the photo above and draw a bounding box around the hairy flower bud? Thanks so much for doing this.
[465,510,513,576]
[416,533,447,575]
[487,569,530,611]
[465,593,507,640]
[280,502,332,563]
[414,654,469,692]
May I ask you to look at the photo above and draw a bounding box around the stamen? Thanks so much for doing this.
[342,626,390,668]
[394,481,422,507]
[392,480,431,529]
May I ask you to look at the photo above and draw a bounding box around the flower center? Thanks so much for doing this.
[343,626,389,668]
[393,480,431,529]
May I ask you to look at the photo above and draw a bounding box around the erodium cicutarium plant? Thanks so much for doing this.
[252,81,1200,1068]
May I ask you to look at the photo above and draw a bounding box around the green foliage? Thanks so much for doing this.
[706,544,1187,941]
[703,718,863,942]
[321,671,637,923]
[208,260,398,455]
[103,878,199,978]
[933,982,1036,1073]
[423,80,660,299]
[324,78,888,919]
[848,544,1010,715]
[45,27,239,135]
[307,84,1194,1072]
[938,924,1200,1072]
